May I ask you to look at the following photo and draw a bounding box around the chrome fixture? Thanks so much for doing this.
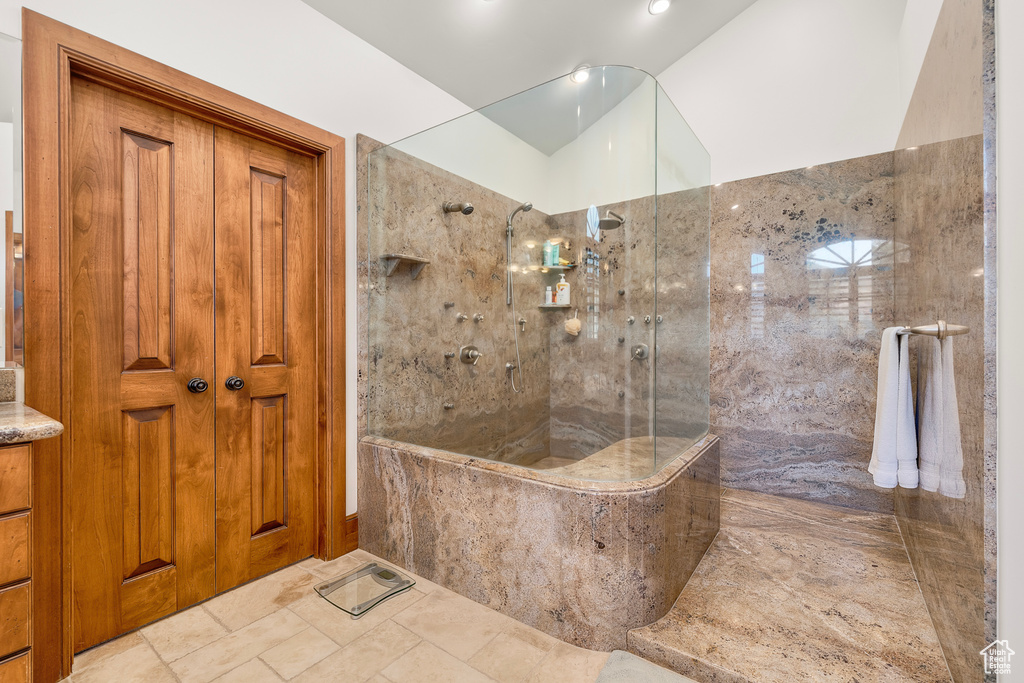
[444,351,456,359]
[627,316,635,325]
[505,201,533,393]
[656,315,664,324]
[474,313,485,322]
[631,344,649,361]
[618,289,625,296]
[618,391,625,398]
[443,403,455,410]
[896,320,969,340]
[444,301,456,308]
[518,317,526,332]
[599,211,625,230]
[618,337,625,344]
[506,361,517,371]
[456,312,469,322]
[460,345,483,365]
[443,201,474,215]
[644,315,652,324]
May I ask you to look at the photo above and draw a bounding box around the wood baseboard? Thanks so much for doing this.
[344,513,358,554]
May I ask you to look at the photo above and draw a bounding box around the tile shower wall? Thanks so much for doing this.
[710,153,897,513]
[894,134,985,683]
[365,144,551,463]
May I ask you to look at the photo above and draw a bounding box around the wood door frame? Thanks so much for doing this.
[22,10,348,679]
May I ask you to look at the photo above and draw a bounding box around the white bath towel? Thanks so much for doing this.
[916,336,966,498]
[869,327,918,488]
[586,205,600,241]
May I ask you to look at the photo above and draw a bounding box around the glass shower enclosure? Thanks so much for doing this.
[366,66,709,481]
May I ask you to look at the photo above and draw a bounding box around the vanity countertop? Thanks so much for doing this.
[0,402,63,444]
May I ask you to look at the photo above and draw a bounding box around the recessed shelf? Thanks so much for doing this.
[381,253,430,280]
[538,304,571,309]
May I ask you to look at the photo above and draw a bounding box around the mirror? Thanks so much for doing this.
[0,32,22,365]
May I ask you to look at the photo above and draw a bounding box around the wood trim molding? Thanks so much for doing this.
[21,10,347,680]
[345,513,359,555]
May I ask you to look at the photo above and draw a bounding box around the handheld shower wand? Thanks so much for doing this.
[505,202,532,393]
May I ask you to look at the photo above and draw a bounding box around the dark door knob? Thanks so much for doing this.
[225,376,245,391]
[187,378,208,394]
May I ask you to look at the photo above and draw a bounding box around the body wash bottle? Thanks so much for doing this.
[556,273,570,305]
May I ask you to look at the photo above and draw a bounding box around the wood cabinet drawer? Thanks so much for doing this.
[0,652,29,683]
[0,583,29,659]
[0,515,28,587]
[0,446,29,515]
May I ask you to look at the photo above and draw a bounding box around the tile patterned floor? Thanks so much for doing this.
[67,549,610,683]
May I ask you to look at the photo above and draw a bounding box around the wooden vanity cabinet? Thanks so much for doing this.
[0,444,32,680]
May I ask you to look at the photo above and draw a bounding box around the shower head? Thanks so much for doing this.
[599,210,625,230]
[506,202,533,232]
[443,201,474,215]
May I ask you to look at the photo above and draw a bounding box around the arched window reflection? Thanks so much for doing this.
[806,239,892,332]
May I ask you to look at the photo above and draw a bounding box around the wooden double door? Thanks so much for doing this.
[69,78,318,651]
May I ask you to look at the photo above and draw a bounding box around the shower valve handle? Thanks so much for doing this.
[460,345,483,366]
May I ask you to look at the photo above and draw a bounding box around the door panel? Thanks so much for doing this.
[214,128,318,592]
[70,79,216,651]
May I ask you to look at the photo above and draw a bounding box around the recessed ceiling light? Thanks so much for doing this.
[570,65,591,83]
[649,0,671,15]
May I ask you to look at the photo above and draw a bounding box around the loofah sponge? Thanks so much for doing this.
[565,311,582,336]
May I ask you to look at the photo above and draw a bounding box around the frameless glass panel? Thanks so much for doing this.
[654,82,711,469]
[367,66,708,481]
[0,33,23,365]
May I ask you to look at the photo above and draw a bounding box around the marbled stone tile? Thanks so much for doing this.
[709,153,896,513]
[628,488,950,683]
[981,0,998,663]
[357,434,720,651]
[0,369,16,403]
[365,144,551,464]
[356,134,386,441]
[894,134,988,683]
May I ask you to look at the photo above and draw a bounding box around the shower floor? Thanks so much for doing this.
[628,488,951,682]
[529,436,697,480]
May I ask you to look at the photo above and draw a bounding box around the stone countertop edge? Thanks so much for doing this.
[360,433,719,494]
[0,402,64,445]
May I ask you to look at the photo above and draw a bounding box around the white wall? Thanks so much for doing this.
[656,0,906,184]
[897,0,944,125]
[0,0,472,516]
[996,0,1024,660]
[393,110,551,211]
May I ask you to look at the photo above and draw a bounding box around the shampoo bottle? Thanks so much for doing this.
[542,241,553,266]
[556,273,570,305]
[545,286,554,305]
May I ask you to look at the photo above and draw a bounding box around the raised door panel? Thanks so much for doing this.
[69,79,216,651]
[215,128,318,591]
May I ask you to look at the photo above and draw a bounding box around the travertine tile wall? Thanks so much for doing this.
[891,0,992,679]
[710,153,897,513]
[364,144,551,463]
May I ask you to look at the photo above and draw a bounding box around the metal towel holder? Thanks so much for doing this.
[896,320,969,340]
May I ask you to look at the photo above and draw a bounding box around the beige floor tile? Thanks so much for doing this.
[259,626,340,679]
[287,587,426,647]
[391,588,513,661]
[73,642,176,683]
[291,620,420,683]
[366,676,391,683]
[170,609,309,683]
[382,641,497,683]
[303,552,366,580]
[523,642,609,683]
[204,566,320,631]
[468,631,548,683]
[142,605,230,662]
[212,658,283,683]
[500,619,561,654]
[72,631,146,673]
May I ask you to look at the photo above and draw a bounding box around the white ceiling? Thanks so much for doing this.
[301,0,760,113]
